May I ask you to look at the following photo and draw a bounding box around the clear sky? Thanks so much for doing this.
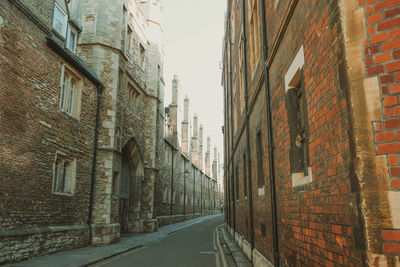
[163,0,227,169]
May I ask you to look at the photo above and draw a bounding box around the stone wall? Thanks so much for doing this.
[0,0,99,263]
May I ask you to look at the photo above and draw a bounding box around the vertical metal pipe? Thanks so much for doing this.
[260,0,280,265]
[241,0,255,250]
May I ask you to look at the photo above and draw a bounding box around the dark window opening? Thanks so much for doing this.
[235,166,239,200]
[285,72,309,175]
[243,154,247,197]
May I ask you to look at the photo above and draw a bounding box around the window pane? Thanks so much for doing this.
[60,75,67,111]
[67,28,77,53]
[52,4,67,36]
[67,81,74,115]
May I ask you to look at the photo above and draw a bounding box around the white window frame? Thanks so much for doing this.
[66,25,78,53]
[59,65,82,119]
[52,3,68,37]
[53,152,76,195]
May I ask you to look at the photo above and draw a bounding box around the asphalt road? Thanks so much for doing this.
[94,214,225,267]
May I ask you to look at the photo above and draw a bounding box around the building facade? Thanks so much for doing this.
[0,0,222,264]
[222,0,400,266]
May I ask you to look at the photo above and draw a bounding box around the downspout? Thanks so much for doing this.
[223,25,230,226]
[88,85,103,245]
[260,0,280,265]
[170,149,174,217]
[200,173,203,215]
[183,161,186,216]
[241,0,255,250]
[193,168,195,214]
[228,3,237,233]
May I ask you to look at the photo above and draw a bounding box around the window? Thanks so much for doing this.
[249,0,261,75]
[127,26,133,53]
[60,66,81,118]
[243,154,247,197]
[284,45,312,187]
[239,40,245,113]
[172,190,176,204]
[256,131,264,188]
[52,3,68,37]
[127,82,141,115]
[162,187,168,203]
[66,26,77,53]
[140,44,145,67]
[53,153,76,194]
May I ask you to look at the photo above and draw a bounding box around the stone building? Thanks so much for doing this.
[0,0,102,263]
[0,0,221,264]
[222,0,400,266]
[155,75,221,226]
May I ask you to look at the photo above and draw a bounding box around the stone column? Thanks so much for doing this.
[181,96,189,156]
[198,125,204,171]
[191,114,198,166]
[205,136,211,176]
[169,75,179,146]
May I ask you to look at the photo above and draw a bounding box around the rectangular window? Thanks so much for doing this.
[243,154,247,197]
[53,153,76,194]
[52,3,68,37]
[286,72,310,175]
[127,82,141,115]
[140,44,145,66]
[60,67,81,118]
[127,26,133,53]
[256,131,264,187]
[66,26,77,53]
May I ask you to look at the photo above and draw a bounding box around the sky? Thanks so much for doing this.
[162,0,227,169]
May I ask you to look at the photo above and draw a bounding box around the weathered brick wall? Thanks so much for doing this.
[0,0,97,263]
[360,0,400,260]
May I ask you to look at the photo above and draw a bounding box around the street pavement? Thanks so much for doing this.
[7,214,224,267]
[92,215,224,267]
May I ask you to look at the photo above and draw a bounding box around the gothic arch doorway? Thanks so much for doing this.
[120,138,144,233]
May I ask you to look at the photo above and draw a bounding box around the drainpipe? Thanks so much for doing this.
[184,161,187,216]
[260,0,280,265]
[193,168,195,214]
[241,0,255,250]
[170,149,174,218]
[88,85,103,245]
[200,173,203,216]
[227,4,237,233]
[223,25,230,226]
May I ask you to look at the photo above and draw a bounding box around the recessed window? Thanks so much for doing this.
[140,44,145,66]
[235,166,239,200]
[127,82,141,116]
[162,187,168,203]
[53,153,76,195]
[256,131,265,188]
[60,66,82,119]
[284,45,312,187]
[127,26,133,53]
[66,26,78,53]
[52,3,68,37]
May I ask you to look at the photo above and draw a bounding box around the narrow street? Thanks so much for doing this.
[93,215,224,267]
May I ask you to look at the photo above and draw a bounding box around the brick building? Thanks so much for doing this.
[222,0,400,266]
[0,0,222,264]
[0,0,102,263]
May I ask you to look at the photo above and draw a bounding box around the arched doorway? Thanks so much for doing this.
[120,138,144,233]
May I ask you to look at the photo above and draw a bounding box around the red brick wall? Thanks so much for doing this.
[362,0,400,257]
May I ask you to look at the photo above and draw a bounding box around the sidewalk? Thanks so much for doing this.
[216,226,251,267]
[7,214,223,267]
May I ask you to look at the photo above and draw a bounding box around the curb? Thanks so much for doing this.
[216,226,251,267]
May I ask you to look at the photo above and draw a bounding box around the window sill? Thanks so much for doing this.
[258,186,265,196]
[60,110,80,122]
[292,167,313,187]
[53,191,74,197]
